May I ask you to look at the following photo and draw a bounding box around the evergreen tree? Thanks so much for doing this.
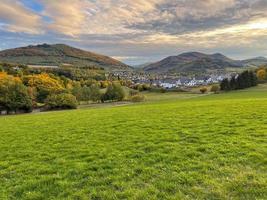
[220,78,230,91]
[249,71,258,86]
[230,76,237,90]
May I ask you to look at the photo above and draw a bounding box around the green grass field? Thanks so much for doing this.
[0,86,267,199]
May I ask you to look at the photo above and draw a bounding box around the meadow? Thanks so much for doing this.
[0,86,266,199]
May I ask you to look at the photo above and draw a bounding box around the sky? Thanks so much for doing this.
[0,0,267,65]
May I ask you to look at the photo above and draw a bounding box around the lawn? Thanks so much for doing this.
[0,86,266,199]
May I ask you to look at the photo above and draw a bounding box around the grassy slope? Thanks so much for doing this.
[0,87,267,199]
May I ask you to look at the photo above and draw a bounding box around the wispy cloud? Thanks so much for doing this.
[0,0,43,34]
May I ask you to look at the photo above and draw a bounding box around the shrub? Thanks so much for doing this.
[137,84,144,91]
[142,84,151,91]
[45,93,78,109]
[160,88,166,93]
[130,94,145,102]
[129,90,139,96]
[200,87,208,94]
[210,85,220,93]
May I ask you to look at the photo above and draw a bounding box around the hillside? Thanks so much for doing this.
[144,52,267,73]
[0,86,266,199]
[0,44,132,71]
[242,57,267,67]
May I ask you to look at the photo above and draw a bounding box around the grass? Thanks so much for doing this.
[0,86,267,199]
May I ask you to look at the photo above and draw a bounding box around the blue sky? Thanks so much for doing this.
[1,0,267,65]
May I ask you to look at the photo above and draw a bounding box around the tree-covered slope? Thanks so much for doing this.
[0,44,132,71]
[144,52,267,73]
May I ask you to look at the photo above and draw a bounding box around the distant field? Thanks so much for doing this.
[28,65,59,68]
[0,86,266,199]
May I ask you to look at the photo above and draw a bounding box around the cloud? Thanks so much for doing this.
[40,0,88,36]
[0,0,43,34]
[1,0,267,64]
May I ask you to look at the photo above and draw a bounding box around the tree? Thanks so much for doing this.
[229,76,237,90]
[71,82,83,101]
[102,83,125,102]
[249,71,258,86]
[200,87,208,94]
[256,69,266,81]
[221,71,257,91]
[89,84,101,102]
[210,85,220,93]
[236,73,246,89]
[220,78,231,91]
[81,86,91,102]
[45,93,78,109]
[24,73,64,102]
[0,73,32,113]
[71,83,101,103]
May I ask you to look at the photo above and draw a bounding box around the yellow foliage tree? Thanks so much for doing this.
[0,73,32,113]
[256,69,266,80]
[24,73,65,102]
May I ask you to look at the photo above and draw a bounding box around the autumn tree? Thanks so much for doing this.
[257,69,266,81]
[0,73,32,113]
[24,73,65,102]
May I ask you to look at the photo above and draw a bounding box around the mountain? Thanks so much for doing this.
[144,52,244,73]
[133,62,153,68]
[242,57,267,67]
[0,44,132,71]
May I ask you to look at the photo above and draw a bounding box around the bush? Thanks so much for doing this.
[160,88,166,93]
[200,87,208,94]
[130,94,145,102]
[210,85,220,93]
[129,90,139,96]
[45,93,78,109]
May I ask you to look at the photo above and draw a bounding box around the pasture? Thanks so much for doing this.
[0,86,266,199]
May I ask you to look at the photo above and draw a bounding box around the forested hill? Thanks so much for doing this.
[0,44,132,71]
[144,52,267,73]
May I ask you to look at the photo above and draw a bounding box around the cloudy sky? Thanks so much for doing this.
[0,0,267,65]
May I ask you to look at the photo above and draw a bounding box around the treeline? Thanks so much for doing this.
[220,70,257,91]
[0,63,131,114]
[0,63,106,81]
[0,72,129,114]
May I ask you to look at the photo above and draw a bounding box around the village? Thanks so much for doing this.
[112,71,233,89]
